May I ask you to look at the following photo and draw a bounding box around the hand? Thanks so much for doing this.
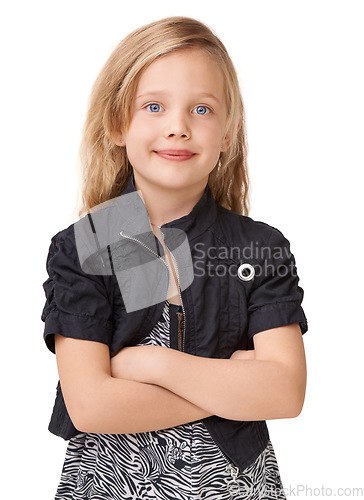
[110,345,165,384]
[229,349,255,361]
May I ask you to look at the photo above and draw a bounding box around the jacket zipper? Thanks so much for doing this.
[177,311,184,351]
[119,229,170,275]
[159,229,186,352]
[119,229,185,351]
[200,422,241,495]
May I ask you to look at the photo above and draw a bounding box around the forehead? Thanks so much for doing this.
[135,48,225,99]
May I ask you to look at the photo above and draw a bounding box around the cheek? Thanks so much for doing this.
[130,117,151,136]
[126,119,155,150]
[198,122,224,149]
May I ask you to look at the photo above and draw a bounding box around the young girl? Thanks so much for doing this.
[42,16,308,500]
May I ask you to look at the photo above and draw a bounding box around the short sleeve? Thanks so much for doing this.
[247,227,308,338]
[41,226,113,354]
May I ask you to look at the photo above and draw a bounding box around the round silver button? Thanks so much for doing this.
[237,263,255,281]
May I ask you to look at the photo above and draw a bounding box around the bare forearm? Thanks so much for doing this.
[94,326,306,424]
[79,375,212,434]
[151,350,304,421]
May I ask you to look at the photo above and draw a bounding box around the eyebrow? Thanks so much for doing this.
[135,91,221,103]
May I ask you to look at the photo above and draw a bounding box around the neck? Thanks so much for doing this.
[133,173,207,228]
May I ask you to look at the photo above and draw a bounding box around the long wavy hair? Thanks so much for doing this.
[78,16,250,218]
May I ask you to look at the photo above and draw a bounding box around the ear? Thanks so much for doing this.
[220,118,242,152]
[237,117,243,132]
[220,132,232,152]
[113,131,125,147]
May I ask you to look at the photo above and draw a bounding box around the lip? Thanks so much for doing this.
[154,149,196,161]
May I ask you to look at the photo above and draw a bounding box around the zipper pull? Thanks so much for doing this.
[225,464,241,497]
[177,311,184,351]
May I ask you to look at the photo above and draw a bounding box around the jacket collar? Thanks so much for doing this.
[120,171,218,241]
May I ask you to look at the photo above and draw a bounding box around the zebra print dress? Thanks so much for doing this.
[54,300,286,500]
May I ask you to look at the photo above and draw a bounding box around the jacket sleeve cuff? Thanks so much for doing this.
[44,310,113,354]
[247,300,308,339]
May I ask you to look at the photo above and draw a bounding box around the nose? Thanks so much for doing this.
[164,110,191,140]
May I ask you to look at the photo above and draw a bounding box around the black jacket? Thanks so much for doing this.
[41,173,308,472]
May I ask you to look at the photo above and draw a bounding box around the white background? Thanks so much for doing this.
[1,1,363,498]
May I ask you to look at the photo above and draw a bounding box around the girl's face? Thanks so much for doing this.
[118,48,229,194]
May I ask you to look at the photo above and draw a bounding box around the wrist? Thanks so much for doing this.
[152,347,189,388]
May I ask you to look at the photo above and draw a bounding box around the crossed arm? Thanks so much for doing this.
[55,323,306,435]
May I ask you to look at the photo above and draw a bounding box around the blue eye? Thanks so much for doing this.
[194,106,210,115]
[146,103,162,113]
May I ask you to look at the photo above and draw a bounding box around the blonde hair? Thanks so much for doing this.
[78,16,250,218]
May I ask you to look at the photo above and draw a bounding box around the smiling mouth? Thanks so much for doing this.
[154,150,196,161]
